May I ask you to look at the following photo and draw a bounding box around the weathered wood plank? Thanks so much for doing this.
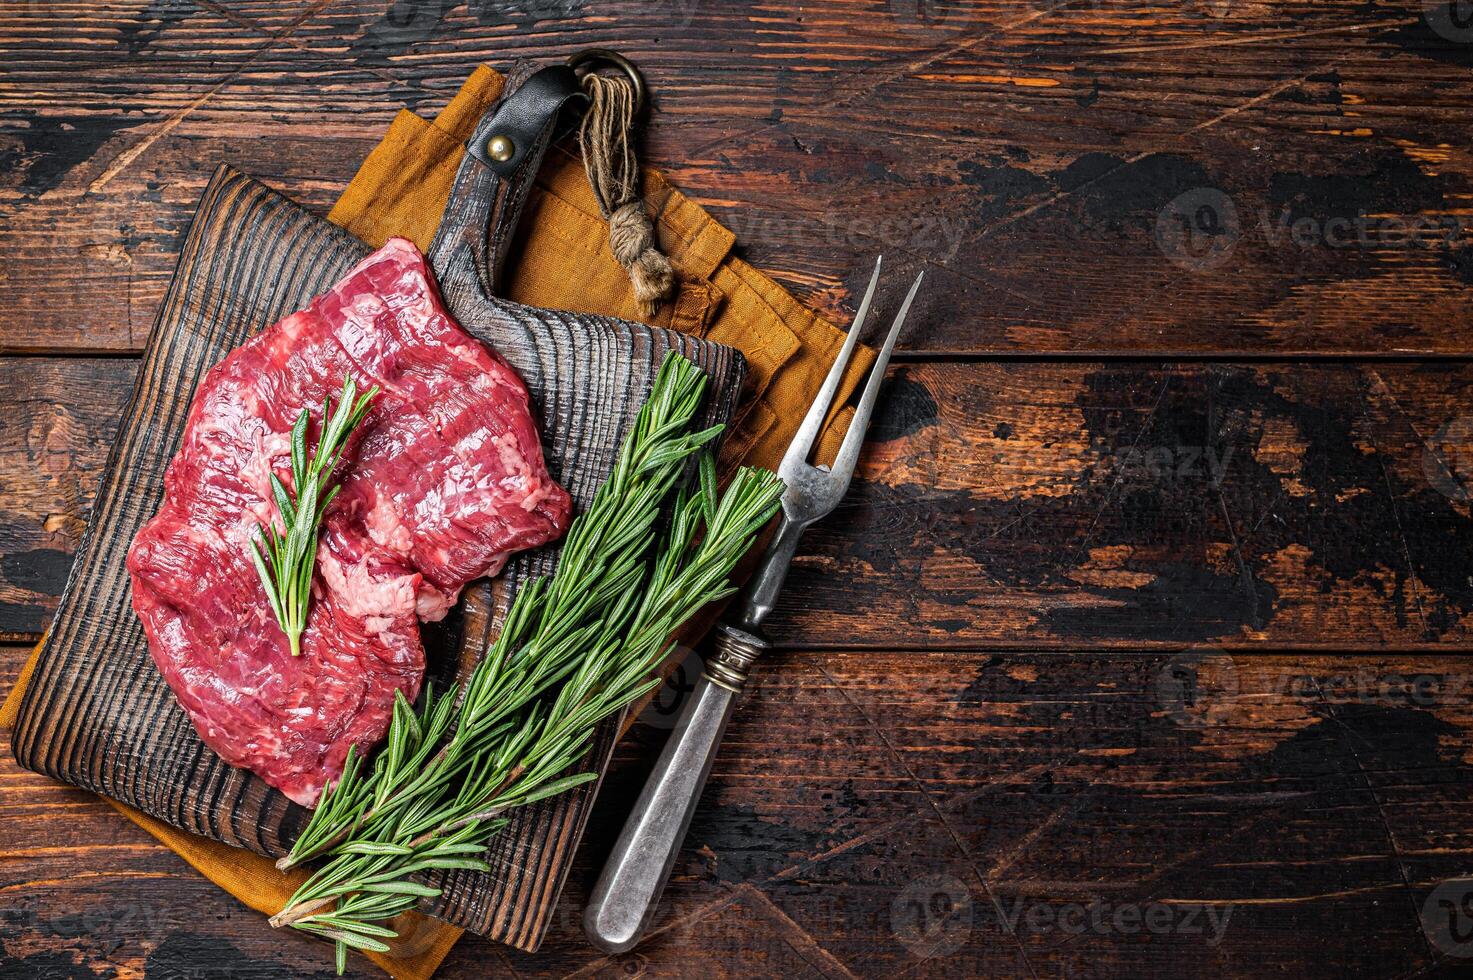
[643,648,1473,979]
[9,644,1473,977]
[8,357,1473,649]
[5,156,745,949]
[6,0,1473,973]
[0,359,130,642]
[785,359,1473,649]
[6,0,1473,353]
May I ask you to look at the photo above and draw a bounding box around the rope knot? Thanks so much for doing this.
[579,73,675,319]
[609,201,674,311]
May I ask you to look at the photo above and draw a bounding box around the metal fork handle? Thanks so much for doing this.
[737,515,805,633]
[583,624,770,952]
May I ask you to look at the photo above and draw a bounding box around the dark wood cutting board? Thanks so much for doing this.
[10,146,745,948]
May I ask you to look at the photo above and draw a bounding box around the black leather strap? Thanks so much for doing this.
[465,64,586,177]
[429,62,588,297]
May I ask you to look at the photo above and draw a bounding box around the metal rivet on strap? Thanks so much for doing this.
[486,134,514,162]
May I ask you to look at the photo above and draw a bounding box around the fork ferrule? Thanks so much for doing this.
[703,622,771,693]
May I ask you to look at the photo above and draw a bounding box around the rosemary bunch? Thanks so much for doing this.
[271,355,783,971]
[279,354,720,871]
[250,375,378,656]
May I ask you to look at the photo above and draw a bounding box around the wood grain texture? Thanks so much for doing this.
[0,359,133,642]
[7,0,1473,354]
[9,358,1473,649]
[10,641,1473,977]
[6,0,1473,976]
[6,162,745,948]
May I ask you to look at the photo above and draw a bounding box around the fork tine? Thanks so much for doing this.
[827,269,923,489]
[780,256,884,472]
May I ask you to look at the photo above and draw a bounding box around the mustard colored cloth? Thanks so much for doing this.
[327,65,873,472]
[3,64,873,977]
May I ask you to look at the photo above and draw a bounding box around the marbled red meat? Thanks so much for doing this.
[126,237,571,807]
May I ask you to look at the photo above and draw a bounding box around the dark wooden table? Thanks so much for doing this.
[7,1,1473,976]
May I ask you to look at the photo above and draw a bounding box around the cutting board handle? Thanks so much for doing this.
[428,62,586,301]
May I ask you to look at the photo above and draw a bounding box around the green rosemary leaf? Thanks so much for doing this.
[311,928,391,954]
[273,355,784,972]
[699,451,718,527]
[338,841,415,857]
[251,374,378,658]
[504,771,599,808]
[356,881,442,898]
[315,918,400,940]
[291,410,308,490]
[269,474,295,529]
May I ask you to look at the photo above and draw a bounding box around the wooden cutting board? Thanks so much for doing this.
[9,150,745,950]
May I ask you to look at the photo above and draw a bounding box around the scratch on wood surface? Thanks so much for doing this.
[972,66,1332,244]
[984,804,1071,883]
[817,665,1042,980]
[685,0,1078,160]
[1068,378,1172,569]
[86,0,338,194]
[190,0,421,102]
[1362,387,1431,635]
[1363,368,1437,467]
[0,843,161,859]
[0,871,183,895]
[913,73,1061,87]
[490,946,529,980]
[740,887,863,980]
[763,761,1059,887]
[1307,676,1432,959]
[1097,17,1418,55]
[1110,808,1290,896]
[1157,883,1412,905]
[561,885,749,979]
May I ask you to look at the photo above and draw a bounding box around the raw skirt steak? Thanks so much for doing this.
[126,237,571,807]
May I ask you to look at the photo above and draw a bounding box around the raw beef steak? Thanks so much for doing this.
[127,237,571,807]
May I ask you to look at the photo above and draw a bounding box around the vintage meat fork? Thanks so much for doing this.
[584,257,924,952]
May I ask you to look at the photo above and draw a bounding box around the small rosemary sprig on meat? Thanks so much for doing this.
[249,375,378,657]
[269,355,783,971]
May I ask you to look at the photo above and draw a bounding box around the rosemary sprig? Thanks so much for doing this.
[269,355,784,970]
[249,375,378,657]
[279,354,721,869]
